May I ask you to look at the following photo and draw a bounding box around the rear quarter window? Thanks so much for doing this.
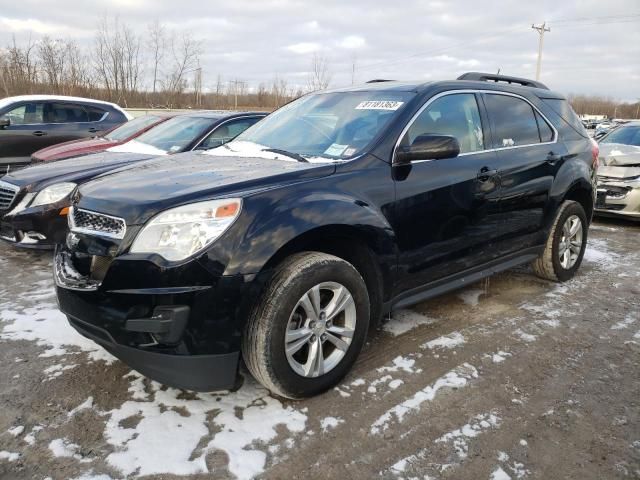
[541,98,588,138]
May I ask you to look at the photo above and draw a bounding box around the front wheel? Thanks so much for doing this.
[242,252,370,399]
[532,200,588,282]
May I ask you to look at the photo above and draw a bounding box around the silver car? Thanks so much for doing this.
[595,121,640,220]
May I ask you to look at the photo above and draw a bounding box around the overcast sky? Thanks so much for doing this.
[1,0,639,100]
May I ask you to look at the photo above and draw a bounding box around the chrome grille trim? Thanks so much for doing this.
[68,206,126,240]
[0,180,19,211]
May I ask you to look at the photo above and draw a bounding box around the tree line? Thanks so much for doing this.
[0,17,637,117]
[0,16,316,110]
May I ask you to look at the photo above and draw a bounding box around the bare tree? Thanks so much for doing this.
[307,53,331,92]
[147,19,166,96]
[161,32,202,107]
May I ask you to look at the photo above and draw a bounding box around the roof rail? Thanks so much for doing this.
[457,72,549,90]
[366,79,394,83]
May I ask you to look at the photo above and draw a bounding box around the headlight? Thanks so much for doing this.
[130,198,242,261]
[30,182,77,207]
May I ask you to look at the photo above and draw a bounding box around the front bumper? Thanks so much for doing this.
[594,179,640,220]
[1,203,69,249]
[54,243,261,391]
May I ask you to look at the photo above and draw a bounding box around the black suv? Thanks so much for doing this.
[54,73,597,399]
[0,95,130,172]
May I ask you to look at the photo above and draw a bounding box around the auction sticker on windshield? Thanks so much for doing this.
[355,100,404,110]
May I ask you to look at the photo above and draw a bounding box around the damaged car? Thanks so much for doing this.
[595,121,640,220]
[54,73,596,399]
[0,111,265,248]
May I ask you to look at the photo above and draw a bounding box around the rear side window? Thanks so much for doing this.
[85,106,107,122]
[402,93,485,154]
[535,111,554,142]
[541,98,587,137]
[0,103,45,124]
[47,103,89,123]
[484,94,541,148]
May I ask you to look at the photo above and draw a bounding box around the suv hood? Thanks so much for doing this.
[2,152,159,191]
[598,143,640,180]
[77,151,336,225]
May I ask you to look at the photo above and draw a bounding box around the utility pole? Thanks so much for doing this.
[229,79,244,109]
[531,22,550,81]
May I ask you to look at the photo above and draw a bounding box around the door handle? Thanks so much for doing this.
[546,152,562,165]
[477,166,498,182]
[88,127,98,133]
[32,131,46,137]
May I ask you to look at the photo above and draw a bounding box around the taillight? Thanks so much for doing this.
[590,138,599,170]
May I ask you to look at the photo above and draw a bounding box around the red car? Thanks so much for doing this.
[30,113,176,163]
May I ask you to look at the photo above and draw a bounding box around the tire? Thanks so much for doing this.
[242,252,370,399]
[532,200,588,282]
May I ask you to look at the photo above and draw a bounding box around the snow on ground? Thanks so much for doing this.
[611,314,637,330]
[370,363,478,435]
[583,238,622,270]
[457,288,485,306]
[0,451,21,462]
[320,416,344,432]
[491,466,512,480]
[383,309,436,336]
[102,372,307,480]
[0,304,115,363]
[7,425,24,436]
[435,412,501,460]
[421,331,465,350]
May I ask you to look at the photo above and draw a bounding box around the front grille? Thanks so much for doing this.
[70,207,126,239]
[0,180,19,211]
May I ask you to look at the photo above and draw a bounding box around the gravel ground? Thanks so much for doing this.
[0,218,639,480]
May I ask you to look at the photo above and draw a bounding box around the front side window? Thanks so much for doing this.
[199,117,262,149]
[484,94,542,148]
[227,90,415,160]
[400,93,484,154]
[601,125,640,146]
[47,103,89,123]
[0,103,45,124]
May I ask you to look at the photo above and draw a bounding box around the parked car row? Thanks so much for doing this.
[0,74,605,398]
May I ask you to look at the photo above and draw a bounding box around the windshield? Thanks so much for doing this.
[230,91,414,160]
[134,116,214,153]
[601,125,640,147]
[105,115,163,142]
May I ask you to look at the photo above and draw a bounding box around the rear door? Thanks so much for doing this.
[482,92,566,255]
[43,102,92,145]
[390,92,502,295]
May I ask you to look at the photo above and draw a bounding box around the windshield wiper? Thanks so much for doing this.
[262,148,308,163]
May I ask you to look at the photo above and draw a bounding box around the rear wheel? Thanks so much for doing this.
[532,200,588,282]
[243,252,370,399]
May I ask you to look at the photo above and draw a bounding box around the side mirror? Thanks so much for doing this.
[395,134,460,165]
[0,118,10,128]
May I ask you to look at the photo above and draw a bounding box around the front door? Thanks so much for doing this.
[390,92,502,296]
[0,102,50,164]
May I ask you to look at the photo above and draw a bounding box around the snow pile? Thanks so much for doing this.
[383,309,437,336]
[457,288,485,306]
[421,331,465,350]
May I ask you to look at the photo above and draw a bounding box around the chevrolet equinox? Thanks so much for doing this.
[53,73,598,399]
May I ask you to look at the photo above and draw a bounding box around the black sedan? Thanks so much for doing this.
[0,111,265,248]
